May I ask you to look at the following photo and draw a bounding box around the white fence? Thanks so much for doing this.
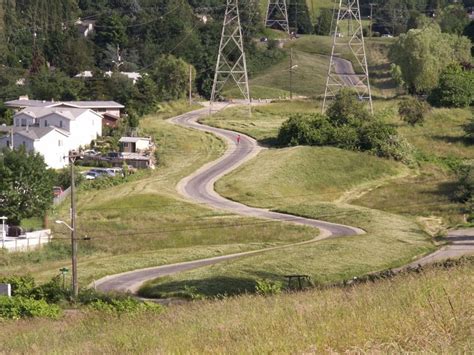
[1,230,52,252]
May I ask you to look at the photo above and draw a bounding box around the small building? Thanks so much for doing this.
[122,153,154,169]
[75,19,96,37]
[119,137,152,153]
[102,112,121,128]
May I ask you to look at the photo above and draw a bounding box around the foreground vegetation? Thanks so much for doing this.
[1,258,473,353]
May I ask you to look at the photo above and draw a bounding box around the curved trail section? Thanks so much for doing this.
[95,106,363,293]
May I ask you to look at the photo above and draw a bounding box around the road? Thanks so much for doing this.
[332,57,365,88]
[95,106,364,293]
[95,106,474,294]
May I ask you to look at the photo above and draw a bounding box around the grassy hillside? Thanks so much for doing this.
[0,102,317,284]
[1,258,473,353]
[227,35,398,99]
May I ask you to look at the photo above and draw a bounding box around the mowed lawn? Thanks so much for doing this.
[0,102,317,284]
[3,258,472,353]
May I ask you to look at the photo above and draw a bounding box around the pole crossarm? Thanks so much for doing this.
[265,0,290,34]
[210,0,251,115]
[323,0,373,113]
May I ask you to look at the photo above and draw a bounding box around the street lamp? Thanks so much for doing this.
[55,220,73,231]
[1,216,7,248]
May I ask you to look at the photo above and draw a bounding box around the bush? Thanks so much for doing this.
[79,289,162,315]
[0,296,62,320]
[0,275,36,297]
[277,91,411,162]
[428,65,474,108]
[255,279,283,296]
[398,98,430,126]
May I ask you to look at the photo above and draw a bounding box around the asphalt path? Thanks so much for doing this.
[95,105,474,294]
[95,105,364,293]
[332,57,365,88]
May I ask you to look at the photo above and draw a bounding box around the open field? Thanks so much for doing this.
[0,102,316,284]
[2,258,472,353]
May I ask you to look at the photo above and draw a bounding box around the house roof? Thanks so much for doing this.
[18,107,92,121]
[119,137,151,143]
[15,126,69,141]
[5,99,125,110]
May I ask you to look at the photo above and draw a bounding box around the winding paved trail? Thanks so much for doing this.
[95,105,363,293]
[95,105,474,294]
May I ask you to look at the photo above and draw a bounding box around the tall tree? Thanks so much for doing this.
[389,23,471,93]
[0,148,54,225]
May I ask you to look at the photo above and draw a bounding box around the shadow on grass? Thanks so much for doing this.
[431,135,472,146]
[139,272,291,298]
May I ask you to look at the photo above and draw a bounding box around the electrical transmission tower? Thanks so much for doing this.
[323,0,373,113]
[210,0,251,115]
[265,0,290,34]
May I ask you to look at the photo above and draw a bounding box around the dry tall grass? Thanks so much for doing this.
[1,259,472,353]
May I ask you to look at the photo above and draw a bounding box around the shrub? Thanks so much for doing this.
[428,65,474,108]
[255,279,283,296]
[398,98,430,125]
[79,289,163,315]
[0,296,62,320]
[277,91,411,162]
[0,276,36,297]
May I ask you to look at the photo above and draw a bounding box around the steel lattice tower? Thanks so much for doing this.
[265,0,290,34]
[323,0,373,113]
[210,0,251,115]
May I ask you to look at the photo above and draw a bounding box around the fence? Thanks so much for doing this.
[1,229,52,252]
[53,186,71,206]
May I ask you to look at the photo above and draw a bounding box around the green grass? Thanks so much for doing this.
[202,100,321,143]
[0,101,317,284]
[216,146,405,206]
[230,35,398,99]
[3,258,472,353]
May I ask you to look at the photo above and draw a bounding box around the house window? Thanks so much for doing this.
[58,140,63,147]
[123,143,129,147]
[59,120,63,128]
[21,118,26,126]
[44,120,48,127]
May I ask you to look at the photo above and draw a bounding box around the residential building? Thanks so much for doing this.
[5,97,125,118]
[0,127,70,169]
[0,107,103,168]
[119,137,152,153]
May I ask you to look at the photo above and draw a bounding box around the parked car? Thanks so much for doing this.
[105,168,124,177]
[83,149,100,157]
[381,34,393,38]
[52,186,63,197]
[85,171,101,180]
[106,152,123,160]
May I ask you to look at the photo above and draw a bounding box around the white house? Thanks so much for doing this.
[0,127,70,169]
[119,137,152,153]
[0,107,103,168]
[14,107,102,150]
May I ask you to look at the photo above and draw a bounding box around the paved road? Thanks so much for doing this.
[95,106,474,294]
[401,228,474,270]
[95,106,363,293]
[332,57,365,88]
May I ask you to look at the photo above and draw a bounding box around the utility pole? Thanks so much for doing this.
[1,216,7,249]
[189,64,193,106]
[210,0,251,116]
[69,153,78,298]
[265,0,290,34]
[323,0,373,113]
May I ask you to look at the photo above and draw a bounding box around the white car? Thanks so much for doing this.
[85,171,100,180]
